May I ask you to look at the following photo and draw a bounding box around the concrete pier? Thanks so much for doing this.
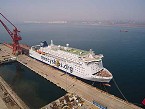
[41,93,99,109]
[0,44,16,64]
[0,44,142,109]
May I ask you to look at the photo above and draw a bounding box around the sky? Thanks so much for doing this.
[0,0,145,22]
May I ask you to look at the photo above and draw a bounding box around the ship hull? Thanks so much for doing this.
[84,76,112,83]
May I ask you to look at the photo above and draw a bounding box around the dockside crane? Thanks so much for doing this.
[0,12,22,55]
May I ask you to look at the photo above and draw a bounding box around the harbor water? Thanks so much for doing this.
[0,62,66,109]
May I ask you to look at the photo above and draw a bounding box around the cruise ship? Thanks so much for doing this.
[29,40,113,83]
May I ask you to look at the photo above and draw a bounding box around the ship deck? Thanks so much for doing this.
[93,69,112,77]
[60,46,89,56]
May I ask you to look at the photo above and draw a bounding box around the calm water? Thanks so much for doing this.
[0,23,145,107]
[0,62,66,109]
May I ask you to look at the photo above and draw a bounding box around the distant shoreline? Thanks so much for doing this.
[22,21,145,28]
[96,24,145,28]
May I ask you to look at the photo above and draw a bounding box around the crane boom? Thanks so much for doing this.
[0,13,16,28]
[0,12,22,55]
[0,19,13,39]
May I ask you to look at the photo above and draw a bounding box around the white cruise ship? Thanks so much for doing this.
[29,40,113,83]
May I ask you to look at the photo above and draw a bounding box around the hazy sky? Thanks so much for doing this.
[0,0,145,22]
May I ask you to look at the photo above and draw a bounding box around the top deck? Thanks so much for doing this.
[32,41,91,56]
[32,45,91,56]
[60,46,90,56]
[31,44,103,62]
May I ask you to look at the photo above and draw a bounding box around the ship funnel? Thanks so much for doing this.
[51,40,54,46]
[40,41,48,47]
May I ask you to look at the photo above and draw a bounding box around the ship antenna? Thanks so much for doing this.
[51,40,53,46]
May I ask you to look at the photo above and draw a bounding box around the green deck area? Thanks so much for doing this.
[60,47,89,56]
[33,44,90,56]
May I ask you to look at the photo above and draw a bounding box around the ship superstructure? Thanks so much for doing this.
[29,40,113,82]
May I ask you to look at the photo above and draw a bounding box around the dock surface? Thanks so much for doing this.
[0,44,142,109]
[41,93,99,109]
[0,97,8,109]
[0,45,16,64]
